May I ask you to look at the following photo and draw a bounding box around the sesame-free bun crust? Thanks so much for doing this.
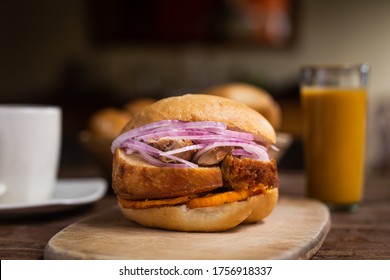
[119,188,278,232]
[204,83,282,130]
[123,98,156,116]
[122,94,276,145]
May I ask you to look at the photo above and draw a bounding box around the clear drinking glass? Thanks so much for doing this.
[300,64,369,212]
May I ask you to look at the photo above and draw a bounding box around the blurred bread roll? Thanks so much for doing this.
[124,98,157,116]
[88,108,131,138]
[88,98,156,139]
[203,83,282,130]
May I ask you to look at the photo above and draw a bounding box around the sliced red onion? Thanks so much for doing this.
[139,152,193,168]
[232,148,253,157]
[136,130,211,142]
[137,121,225,136]
[169,121,227,130]
[213,129,254,140]
[161,154,199,168]
[159,144,205,156]
[236,142,269,161]
[123,148,135,156]
[193,141,269,162]
[113,120,222,152]
[270,144,280,152]
[121,139,160,156]
[112,119,270,168]
[120,139,198,168]
[164,135,255,143]
[111,120,180,152]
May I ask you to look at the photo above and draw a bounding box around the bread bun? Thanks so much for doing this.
[113,149,223,200]
[124,98,156,116]
[119,188,278,232]
[89,108,131,138]
[242,188,279,223]
[123,94,276,145]
[204,83,282,130]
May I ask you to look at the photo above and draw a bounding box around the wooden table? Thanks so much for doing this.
[0,167,389,260]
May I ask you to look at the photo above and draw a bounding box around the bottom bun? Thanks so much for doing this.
[118,188,278,232]
[242,188,279,224]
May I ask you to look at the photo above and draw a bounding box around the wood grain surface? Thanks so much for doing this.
[44,197,330,260]
[1,171,389,260]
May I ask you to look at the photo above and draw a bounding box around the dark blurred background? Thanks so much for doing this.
[1,0,390,174]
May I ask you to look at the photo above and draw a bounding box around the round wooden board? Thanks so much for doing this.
[44,197,330,260]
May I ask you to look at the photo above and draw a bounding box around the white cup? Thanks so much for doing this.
[0,105,61,204]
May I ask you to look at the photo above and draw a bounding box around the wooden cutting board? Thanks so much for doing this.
[44,197,330,260]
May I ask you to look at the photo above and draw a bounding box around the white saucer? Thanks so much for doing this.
[0,178,107,216]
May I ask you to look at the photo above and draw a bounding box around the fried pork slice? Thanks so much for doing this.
[113,150,223,200]
[221,155,278,191]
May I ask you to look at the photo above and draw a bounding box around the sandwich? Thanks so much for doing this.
[111,94,278,232]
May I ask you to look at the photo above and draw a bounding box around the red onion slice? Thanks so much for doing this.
[159,144,205,156]
[159,121,227,131]
[193,141,269,162]
[213,129,254,141]
[139,152,193,168]
[161,154,199,168]
[136,130,211,142]
[112,120,270,168]
[111,120,180,152]
[120,139,198,168]
[121,139,160,156]
[232,148,253,157]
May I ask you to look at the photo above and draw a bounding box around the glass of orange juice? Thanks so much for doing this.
[300,64,370,212]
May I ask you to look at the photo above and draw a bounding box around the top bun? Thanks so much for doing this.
[203,83,281,130]
[122,94,276,145]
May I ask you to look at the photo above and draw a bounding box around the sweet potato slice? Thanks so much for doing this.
[186,185,267,209]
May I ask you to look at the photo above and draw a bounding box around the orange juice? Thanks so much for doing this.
[301,87,366,207]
